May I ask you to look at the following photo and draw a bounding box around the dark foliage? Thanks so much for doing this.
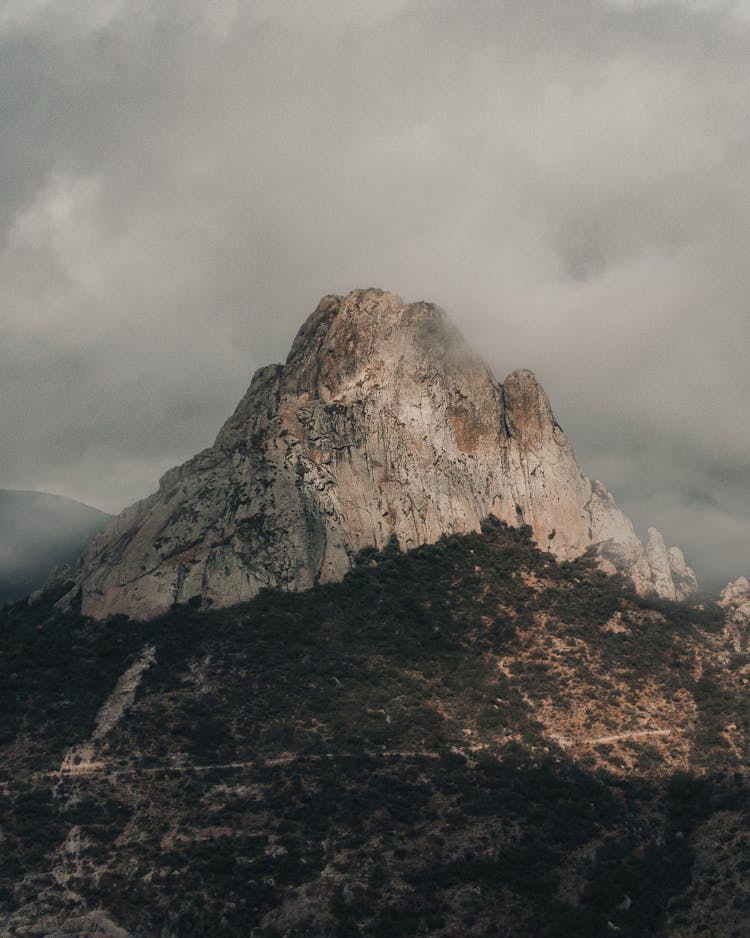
[1,520,747,936]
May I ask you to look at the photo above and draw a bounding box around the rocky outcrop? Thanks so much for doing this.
[642,528,699,602]
[719,576,750,629]
[68,288,698,620]
[719,576,750,614]
[718,576,750,656]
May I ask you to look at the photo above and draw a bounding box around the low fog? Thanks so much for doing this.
[1,1,749,588]
[0,490,109,601]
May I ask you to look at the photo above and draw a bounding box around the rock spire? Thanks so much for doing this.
[69,289,698,619]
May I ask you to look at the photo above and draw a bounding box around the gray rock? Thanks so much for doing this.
[718,576,750,655]
[67,289,698,620]
[719,576,750,624]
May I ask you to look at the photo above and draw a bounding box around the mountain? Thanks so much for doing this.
[66,288,696,621]
[0,490,110,606]
[1,522,747,936]
[1,303,745,934]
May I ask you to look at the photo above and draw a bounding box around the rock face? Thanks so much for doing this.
[718,576,750,655]
[719,576,750,608]
[70,289,698,620]
[719,576,750,626]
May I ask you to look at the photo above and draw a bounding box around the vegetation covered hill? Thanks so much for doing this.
[0,490,110,606]
[0,520,748,936]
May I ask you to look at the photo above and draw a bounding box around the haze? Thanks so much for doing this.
[1,0,748,588]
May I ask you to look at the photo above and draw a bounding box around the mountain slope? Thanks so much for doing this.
[0,490,110,605]
[67,289,696,620]
[1,522,747,935]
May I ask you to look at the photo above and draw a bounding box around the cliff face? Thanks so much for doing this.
[71,289,697,620]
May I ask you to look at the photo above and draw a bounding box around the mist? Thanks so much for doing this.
[0,490,110,602]
[1,0,748,588]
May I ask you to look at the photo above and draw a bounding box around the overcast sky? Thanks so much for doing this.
[2,0,749,588]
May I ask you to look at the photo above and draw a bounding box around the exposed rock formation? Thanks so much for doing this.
[719,576,750,615]
[69,289,697,620]
[717,576,750,658]
[643,528,699,602]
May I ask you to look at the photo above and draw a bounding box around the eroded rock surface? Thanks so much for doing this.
[719,576,750,615]
[719,576,750,653]
[69,289,697,619]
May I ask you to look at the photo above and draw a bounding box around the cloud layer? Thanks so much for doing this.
[2,0,749,587]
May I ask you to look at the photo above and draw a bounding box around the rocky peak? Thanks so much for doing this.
[719,576,750,625]
[285,289,472,391]
[645,527,699,603]
[503,368,562,448]
[719,576,750,606]
[717,576,750,655]
[68,289,699,620]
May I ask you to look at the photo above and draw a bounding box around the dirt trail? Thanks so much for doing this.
[34,750,446,782]
[36,730,676,783]
[551,728,673,749]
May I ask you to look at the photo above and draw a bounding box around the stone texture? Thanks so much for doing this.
[719,576,750,625]
[47,911,132,937]
[666,544,700,603]
[68,289,698,620]
[719,575,750,606]
[718,576,750,656]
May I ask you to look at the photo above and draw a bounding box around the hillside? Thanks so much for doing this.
[1,521,747,936]
[0,491,110,606]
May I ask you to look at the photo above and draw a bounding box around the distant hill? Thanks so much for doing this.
[0,490,110,605]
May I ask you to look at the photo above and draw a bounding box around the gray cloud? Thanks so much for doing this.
[1,0,749,588]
